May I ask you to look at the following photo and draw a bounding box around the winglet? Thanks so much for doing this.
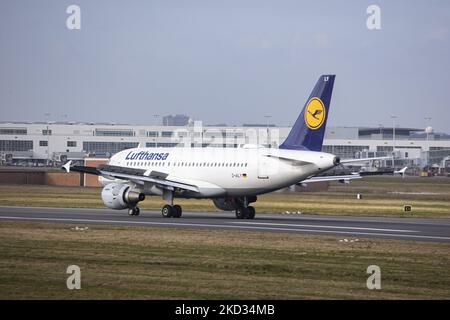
[62,160,72,173]
[398,166,408,174]
[395,166,407,178]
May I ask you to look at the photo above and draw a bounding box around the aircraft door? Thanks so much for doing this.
[257,150,270,179]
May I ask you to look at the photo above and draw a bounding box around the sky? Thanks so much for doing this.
[0,1,449,132]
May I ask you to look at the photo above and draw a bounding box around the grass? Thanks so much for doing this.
[0,176,449,218]
[0,221,449,299]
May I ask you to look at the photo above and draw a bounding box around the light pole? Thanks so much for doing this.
[378,124,383,138]
[424,117,432,141]
[264,115,271,147]
[44,113,51,166]
[153,114,160,147]
[390,115,398,168]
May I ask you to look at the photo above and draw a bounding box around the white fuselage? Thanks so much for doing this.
[105,146,337,198]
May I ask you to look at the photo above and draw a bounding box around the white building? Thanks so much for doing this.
[0,122,449,169]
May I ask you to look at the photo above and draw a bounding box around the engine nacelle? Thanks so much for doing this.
[213,196,257,211]
[101,183,145,210]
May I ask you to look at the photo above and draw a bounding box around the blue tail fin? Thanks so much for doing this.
[279,75,335,152]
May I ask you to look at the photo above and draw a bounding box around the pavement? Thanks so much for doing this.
[1,206,450,243]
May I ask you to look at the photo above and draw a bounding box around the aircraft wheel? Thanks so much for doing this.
[162,205,174,218]
[246,206,255,219]
[235,207,247,219]
[128,207,140,216]
[173,205,182,218]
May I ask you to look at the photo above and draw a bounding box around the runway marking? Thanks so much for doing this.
[2,206,449,227]
[228,221,418,233]
[1,216,450,241]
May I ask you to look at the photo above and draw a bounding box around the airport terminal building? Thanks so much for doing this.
[1,121,449,173]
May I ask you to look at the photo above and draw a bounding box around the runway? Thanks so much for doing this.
[1,206,450,243]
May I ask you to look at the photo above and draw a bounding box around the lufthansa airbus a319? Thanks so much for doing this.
[63,75,386,219]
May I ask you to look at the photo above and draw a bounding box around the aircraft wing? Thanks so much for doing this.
[62,161,199,193]
[263,154,314,166]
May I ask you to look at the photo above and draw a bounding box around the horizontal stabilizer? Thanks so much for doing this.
[340,156,390,164]
[264,154,313,166]
[299,174,362,184]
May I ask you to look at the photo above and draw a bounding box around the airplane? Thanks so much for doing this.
[62,75,389,219]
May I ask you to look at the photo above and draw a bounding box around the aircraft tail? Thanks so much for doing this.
[279,75,335,152]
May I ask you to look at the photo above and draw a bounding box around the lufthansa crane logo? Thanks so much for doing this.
[304,97,326,130]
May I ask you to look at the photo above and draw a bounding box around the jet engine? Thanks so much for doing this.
[101,183,145,210]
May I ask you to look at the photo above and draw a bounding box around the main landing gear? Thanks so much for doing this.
[235,206,255,219]
[161,190,182,218]
[235,196,256,219]
[128,206,140,216]
[162,204,182,218]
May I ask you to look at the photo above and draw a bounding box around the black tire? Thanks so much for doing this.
[162,205,174,218]
[133,207,140,216]
[173,205,182,218]
[235,207,247,219]
[247,206,255,219]
[128,208,135,216]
